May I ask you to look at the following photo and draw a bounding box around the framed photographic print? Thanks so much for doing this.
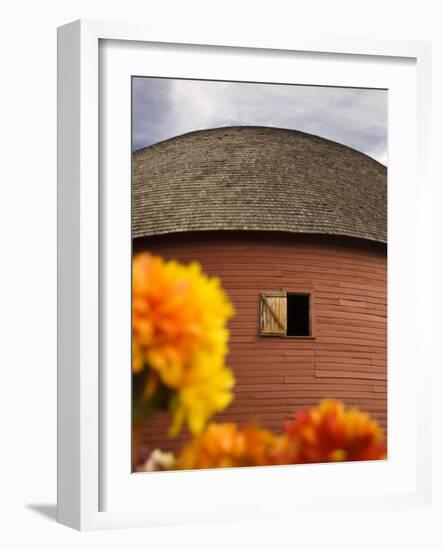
[130,78,389,472]
[57,19,433,530]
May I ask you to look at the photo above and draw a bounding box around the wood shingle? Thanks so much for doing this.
[132,126,387,243]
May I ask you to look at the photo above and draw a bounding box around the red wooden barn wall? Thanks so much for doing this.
[133,232,387,455]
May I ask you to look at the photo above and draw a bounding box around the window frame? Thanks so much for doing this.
[259,288,316,338]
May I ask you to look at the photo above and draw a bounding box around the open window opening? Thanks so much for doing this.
[286,293,310,336]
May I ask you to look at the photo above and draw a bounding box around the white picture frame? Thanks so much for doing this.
[57,19,434,531]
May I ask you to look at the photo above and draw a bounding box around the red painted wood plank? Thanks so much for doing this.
[315,370,387,380]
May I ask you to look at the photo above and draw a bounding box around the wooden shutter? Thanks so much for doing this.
[260,292,287,335]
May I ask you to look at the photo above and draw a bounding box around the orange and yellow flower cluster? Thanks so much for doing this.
[174,400,386,470]
[280,399,387,463]
[176,422,281,469]
[132,253,235,435]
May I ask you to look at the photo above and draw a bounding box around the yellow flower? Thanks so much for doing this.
[132,253,235,435]
[169,353,235,435]
[176,423,281,470]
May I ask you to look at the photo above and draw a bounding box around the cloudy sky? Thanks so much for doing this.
[132,77,388,165]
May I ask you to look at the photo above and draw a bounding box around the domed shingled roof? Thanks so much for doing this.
[132,126,387,243]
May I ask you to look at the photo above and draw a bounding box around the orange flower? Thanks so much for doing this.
[176,423,281,470]
[132,253,235,435]
[282,399,387,463]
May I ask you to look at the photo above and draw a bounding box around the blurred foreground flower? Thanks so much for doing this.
[176,422,282,469]
[137,449,176,472]
[132,253,235,436]
[281,399,387,463]
[173,400,386,470]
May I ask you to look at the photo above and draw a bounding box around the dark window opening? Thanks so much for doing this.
[286,294,310,336]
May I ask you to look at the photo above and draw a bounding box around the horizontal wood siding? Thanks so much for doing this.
[133,232,387,455]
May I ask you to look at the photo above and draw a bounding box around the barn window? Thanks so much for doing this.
[260,292,311,337]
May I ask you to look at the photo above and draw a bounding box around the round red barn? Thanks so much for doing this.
[132,126,387,453]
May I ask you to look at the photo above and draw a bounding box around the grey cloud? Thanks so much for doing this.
[132,77,174,150]
[132,77,387,164]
